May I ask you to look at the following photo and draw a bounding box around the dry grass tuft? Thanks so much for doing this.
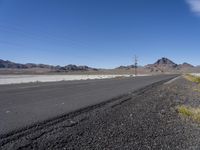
[184,74,200,83]
[193,88,200,92]
[177,105,200,122]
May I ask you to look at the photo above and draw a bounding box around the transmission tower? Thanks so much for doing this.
[134,55,138,77]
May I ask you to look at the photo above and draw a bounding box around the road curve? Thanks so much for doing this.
[0,75,177,135]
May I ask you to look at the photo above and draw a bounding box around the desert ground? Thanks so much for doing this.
[1,73,200,149]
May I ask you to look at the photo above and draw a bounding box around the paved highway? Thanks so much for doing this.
[0,75,177,135]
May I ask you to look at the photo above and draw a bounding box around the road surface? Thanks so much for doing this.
[0,75,177,135]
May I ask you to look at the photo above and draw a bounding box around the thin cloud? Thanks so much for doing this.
[186,0,200,15]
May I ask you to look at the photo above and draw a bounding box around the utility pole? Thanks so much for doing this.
[134,55,138,77]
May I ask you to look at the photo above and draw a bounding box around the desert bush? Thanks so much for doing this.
[185,74,200,83]
[177,105,200,122]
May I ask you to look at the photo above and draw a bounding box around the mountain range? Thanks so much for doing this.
[0,57,199,74]
[116,57,199,73]
[0,59,97,72]
[145,57,195,73]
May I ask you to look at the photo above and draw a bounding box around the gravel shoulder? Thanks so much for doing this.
[1,76,200,149]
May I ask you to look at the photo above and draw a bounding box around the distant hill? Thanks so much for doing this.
[145,57,197,73]
[0,57,199,74]
[145,57,178,72]
[116,57,199,73]
[152,57,178,68]
[178,62,194,69]
[0,59,98,72]
[0,59,28,69]
[116,65,137,70]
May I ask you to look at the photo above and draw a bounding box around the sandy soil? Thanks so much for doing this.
[0,74,149,85]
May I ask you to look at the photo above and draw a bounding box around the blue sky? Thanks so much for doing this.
[0,0,200,68]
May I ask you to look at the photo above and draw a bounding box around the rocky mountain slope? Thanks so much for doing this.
[116,57,199,73]
[145,57,196,73]
[0,59,97,72]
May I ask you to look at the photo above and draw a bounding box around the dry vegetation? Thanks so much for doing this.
[184,74,200,83]
[176,75,200,123]
[177,105,200,122]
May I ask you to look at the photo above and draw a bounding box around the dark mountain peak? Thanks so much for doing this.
[145,57,179,72]
[154,57,177,66]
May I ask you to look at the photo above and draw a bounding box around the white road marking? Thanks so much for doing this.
[164,76,181,85]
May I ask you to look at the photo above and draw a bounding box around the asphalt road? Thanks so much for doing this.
[0,75,177,135]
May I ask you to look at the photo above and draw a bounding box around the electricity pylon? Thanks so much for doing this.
[134,55,138,77]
